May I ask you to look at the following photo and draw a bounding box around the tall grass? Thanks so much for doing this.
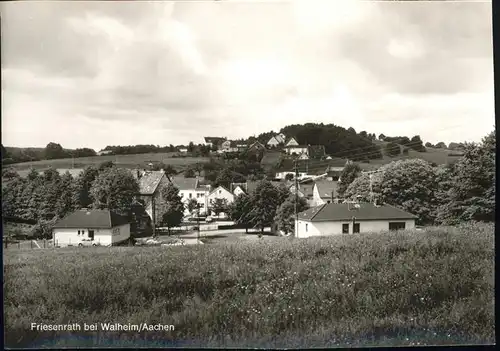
[4,223,494,348]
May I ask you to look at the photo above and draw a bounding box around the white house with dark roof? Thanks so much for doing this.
[52,209,131,247]
[267,135,282,148]
[295,203,417,238]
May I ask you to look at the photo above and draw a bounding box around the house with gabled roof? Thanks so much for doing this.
[295,202,417,238]
[285,137,299,147]
[248,140,266,153]
[52,209,131,247]
[267,135,281,148]
[204,137,226,148]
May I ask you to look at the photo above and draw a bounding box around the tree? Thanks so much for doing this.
[347,127,356,134]
[410,135,426,152]
[379,159,439,225]
[359,131,368,138]
[73,166,99,209]
[184,168,196,178]
[44,142,66,159]
[27,168,39,182]
[436,132,495,224]
[285,173,294,181]
[345,159,439,225]
[274,194,308,236]
[98,160,115,171]
[435,142,447,149]
[55,172,77,218]
[186,198,199,214]
[425,142,434,148]
[215,168,233,188]
[338,162,362,197]
[211,198,229,218]
[159,183,184,235]
[163,164,177,181]
[385,142,401,157]
[229,194,253,233]
[378,134,386,141]
[247,180,280,233]
[187,142,195,153]
[90,167,140,218]
[2,168,19,180]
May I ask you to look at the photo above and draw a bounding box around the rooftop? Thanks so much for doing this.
[298,203,418,222]
[53,209,130,229]
[315,180,339,199]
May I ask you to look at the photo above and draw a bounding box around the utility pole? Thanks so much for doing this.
[151,196,156,238]
[294,160,299,238]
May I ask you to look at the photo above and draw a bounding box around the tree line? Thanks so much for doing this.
[2,143,98,164]
[2,162,142,238]
[337,130,495,226]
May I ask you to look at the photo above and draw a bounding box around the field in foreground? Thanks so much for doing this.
[4,223,494,348]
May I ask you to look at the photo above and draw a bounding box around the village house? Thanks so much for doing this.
[51,209,131,247]
[220,140,239,153]
[295,202,417,238]
[288,182,316,207]
[175,177,210,216]
[312,180,340,206]
[247,140,266,154]
[284,137,299,147]
[207,185,235,217]
[284,144,309,156]
[204,137,226,149]
[266,133,286,148]
[136,170,169,227]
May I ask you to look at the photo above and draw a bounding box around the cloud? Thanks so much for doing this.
[0,0,494,150]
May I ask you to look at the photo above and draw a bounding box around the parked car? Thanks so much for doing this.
[78,239,100,247]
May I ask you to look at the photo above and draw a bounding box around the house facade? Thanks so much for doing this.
[285,145,308,155]
[207,186,235,216]
[295,203,417,238]
[52,209,131,247]
[220,140,239,153]
[174,177,210,215]
[247,141,266,154]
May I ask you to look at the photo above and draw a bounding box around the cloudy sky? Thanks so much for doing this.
[1,0,494,151]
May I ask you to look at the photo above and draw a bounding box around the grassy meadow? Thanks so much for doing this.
[4,223,494,348]
[6,152,211,171]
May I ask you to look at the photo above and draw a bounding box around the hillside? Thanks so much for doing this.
[4,223,494,348]
[4,153,210,171]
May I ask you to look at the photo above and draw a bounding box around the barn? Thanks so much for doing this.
[295,202,417,238]
[52,209,131,247]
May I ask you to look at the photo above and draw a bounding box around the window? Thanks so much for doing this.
[78,230,80,235]
[189,193,192,198]
[353,223,360,233]
[82,230,85,235]
[219,190,222,194]
[342,224,349,234]
[389,222,406,231]
[305,223,308,232]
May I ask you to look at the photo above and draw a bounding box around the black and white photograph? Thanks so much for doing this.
[1,0,495,348]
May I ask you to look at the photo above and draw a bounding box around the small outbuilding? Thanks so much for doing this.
[295,202,417,238]
[52,209,131,247]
